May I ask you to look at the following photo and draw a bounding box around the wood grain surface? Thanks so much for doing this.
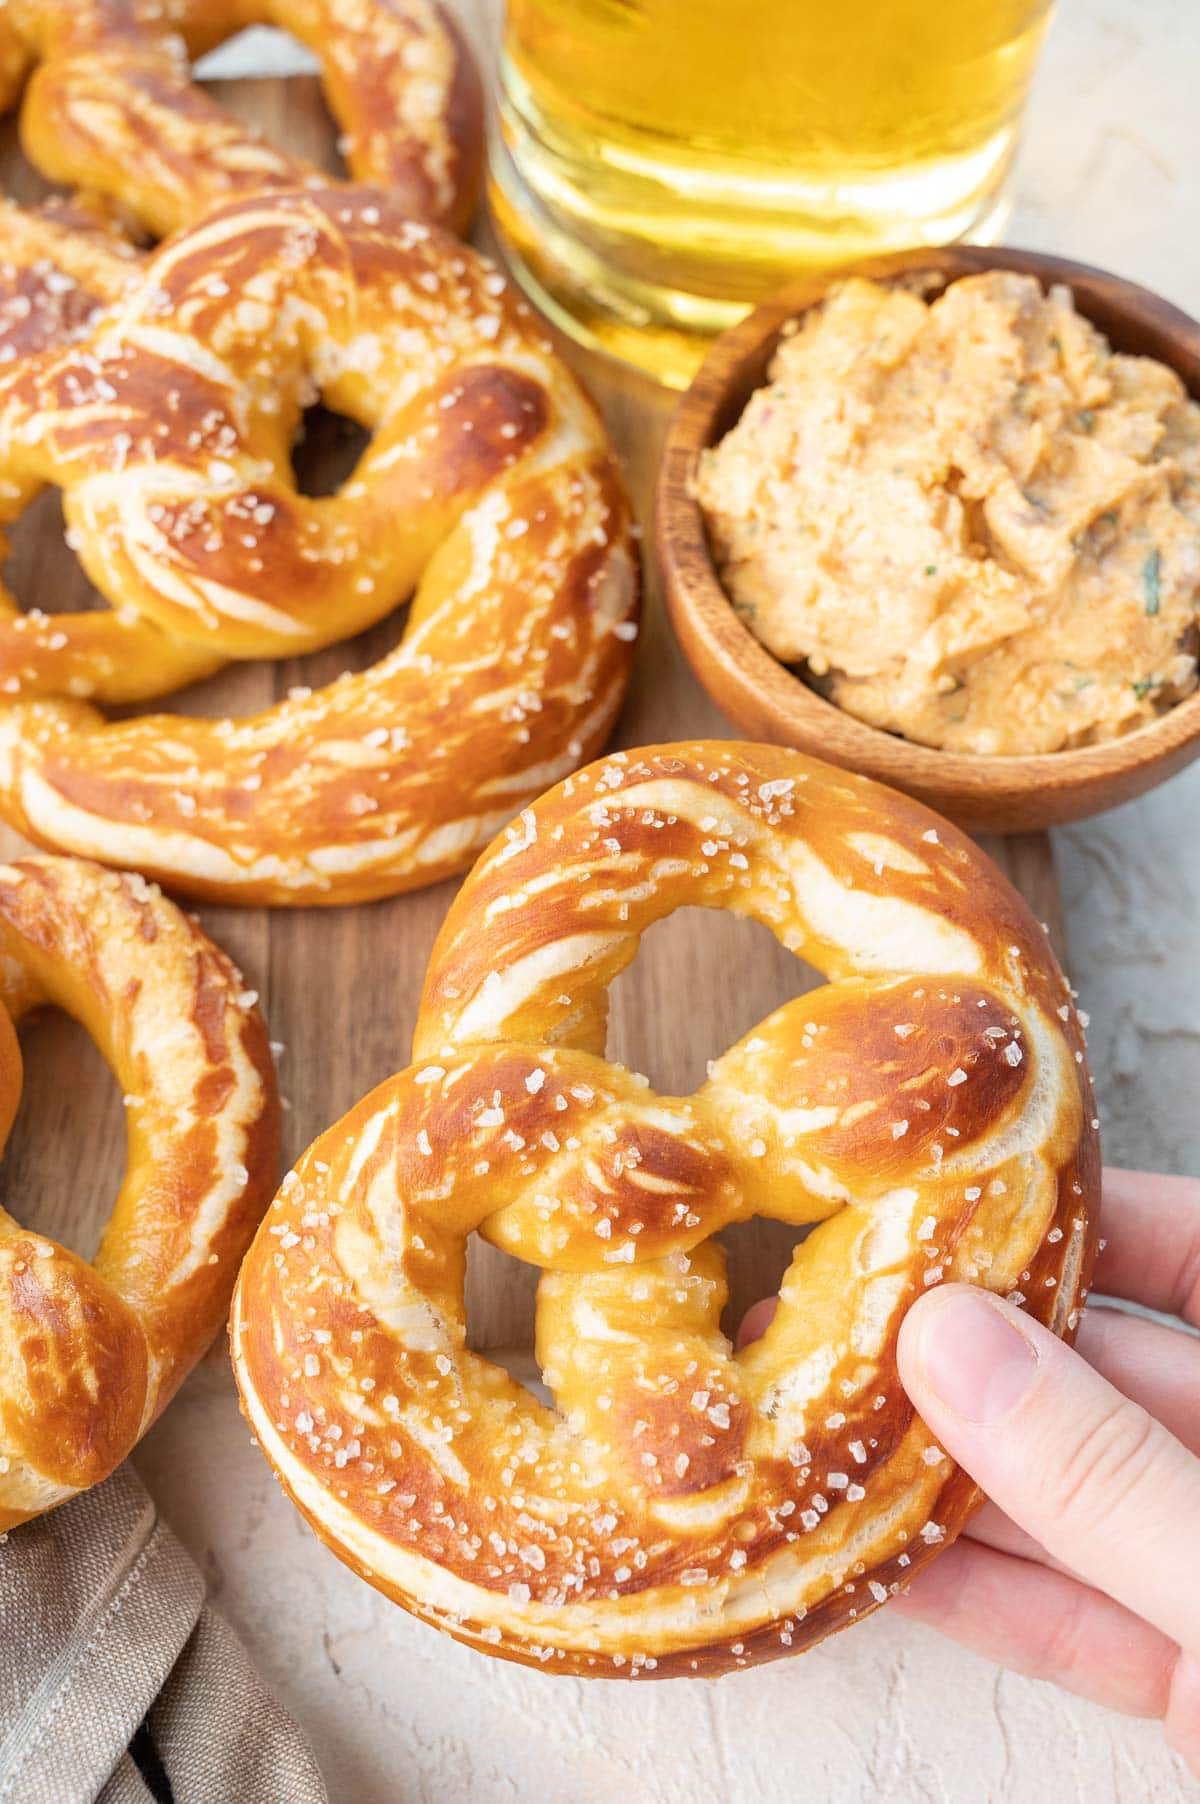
[0,64,1067,1348]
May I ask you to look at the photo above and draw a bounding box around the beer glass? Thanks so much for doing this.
[490,0,1054,385]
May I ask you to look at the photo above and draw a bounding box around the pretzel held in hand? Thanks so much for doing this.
[0,0,482,236]
[0,855,279,1530]
[0,187,638,903]
[231,743,1098,1676]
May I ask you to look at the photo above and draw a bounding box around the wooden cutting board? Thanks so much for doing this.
[0,70,1067,1347]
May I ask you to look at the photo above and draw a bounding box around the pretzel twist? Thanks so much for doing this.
[231,743,1099,1677]
[0,187,638,903]
[0,0,482,236]
[0,854,279,1529]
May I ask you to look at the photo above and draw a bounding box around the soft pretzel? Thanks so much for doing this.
[231,742,1099,1677]
[0,186,638,903]
[0,0,482,237]
[0,854,279,1530]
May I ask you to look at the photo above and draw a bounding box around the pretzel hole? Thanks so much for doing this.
[290,401,373,499]
[0,1009,124,1261]
[464,1236,550,1402]
[194,33,351,185]
[717,1217,814,1344]
[606,907,819,1094]
[4,487,102,619]
[194,28,317,87]
[0,114,54,211]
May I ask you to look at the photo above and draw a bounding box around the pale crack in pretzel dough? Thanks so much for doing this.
[231,742,1098,1677]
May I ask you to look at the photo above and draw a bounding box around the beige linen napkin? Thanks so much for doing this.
[0,1467,327,1804]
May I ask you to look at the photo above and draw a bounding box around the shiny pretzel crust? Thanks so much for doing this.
[0,855,280,1529]
[0,187,638,903]
[232,743,1099,1677]
[0,0,482,236]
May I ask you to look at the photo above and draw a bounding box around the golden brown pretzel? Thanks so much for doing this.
[0,854,279,1530]
[231,742,1099,1677]
[0,0,482,236]
[0,187,638,903]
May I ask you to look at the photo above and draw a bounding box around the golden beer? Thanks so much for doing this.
[490,0,1054,384]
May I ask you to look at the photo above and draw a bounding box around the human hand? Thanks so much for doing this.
[739,1168,1200,1774]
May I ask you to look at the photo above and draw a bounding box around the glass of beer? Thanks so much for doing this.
[489,0,1055,386]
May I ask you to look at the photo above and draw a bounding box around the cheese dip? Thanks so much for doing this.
[696,271,1200,754]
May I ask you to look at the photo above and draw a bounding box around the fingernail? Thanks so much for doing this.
[913,1288,1040,1423]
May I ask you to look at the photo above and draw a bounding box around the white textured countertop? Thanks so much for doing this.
[146,6,1199,1799]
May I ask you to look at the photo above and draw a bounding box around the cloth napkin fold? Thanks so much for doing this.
[0,1467,327,1804]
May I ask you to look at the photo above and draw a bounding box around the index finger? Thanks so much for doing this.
[1094,1168,1200,1328]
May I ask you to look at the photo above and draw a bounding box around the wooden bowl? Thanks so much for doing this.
[658,245,1200,833]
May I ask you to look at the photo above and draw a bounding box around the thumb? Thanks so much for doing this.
[897,1284,1200,1657]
